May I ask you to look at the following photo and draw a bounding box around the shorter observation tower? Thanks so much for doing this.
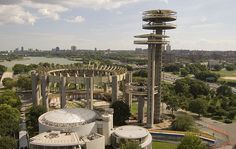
[134,10,177,127]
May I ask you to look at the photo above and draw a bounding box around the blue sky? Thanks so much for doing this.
[0,0,236,51]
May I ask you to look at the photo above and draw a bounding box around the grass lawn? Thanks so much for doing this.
[214,70,236,83]
[130,101,147,116]
[152,141,177,149]
[214,70,236,77]
[131,102,138,115]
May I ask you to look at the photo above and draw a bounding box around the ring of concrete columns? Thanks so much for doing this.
[125,82,158,96]
[31,64,130,111]
[125,82,159,124]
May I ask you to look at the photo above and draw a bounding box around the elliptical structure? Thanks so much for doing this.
[134,10,177,127]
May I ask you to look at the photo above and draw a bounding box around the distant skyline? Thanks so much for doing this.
[0,0,236,51]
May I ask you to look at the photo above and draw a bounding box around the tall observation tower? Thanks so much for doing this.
[134,10,177,128]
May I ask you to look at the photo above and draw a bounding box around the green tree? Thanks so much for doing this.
[12,64,28,74]
[0,89,21,109]
[165,95,179,115]
[180,68,189,77]
[174,79,190,95]
[111,101,131,126]
[0,136,17,149]
[195,71,220,82]
[213,64,222,71]
[0,104,20,136]
[26,105,46,137]
[164,63,182,72]
[189,80,210,98]
[216,85,233,97]
[0,64,7,75]
[171,114,195,131]
[225,65,234,71]
[177,134,207,149]
[17,75,32,90]
[120,140,141,149]
[2,78,16,89]
[189,98,208,117]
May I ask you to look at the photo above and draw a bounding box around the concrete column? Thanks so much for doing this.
[147,45,155,128]
[112,75,118,103]
[125,72,132,108]
[138,96,144,123]
[154,38,163,123]
[104,83,109,93]
[31,72,40,106]
[86,77,93,110]
[60,77,66,108]
[41,75,49,111]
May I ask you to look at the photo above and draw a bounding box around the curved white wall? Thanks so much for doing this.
[39,121,97,137]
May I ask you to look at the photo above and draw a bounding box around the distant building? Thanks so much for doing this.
[21,46,24,51]
[95,47,97,51]
[166,44,171,51]
[163,50,176,64]
[135,48,143,52]
[52,47,60,52]
[208,59,220,70]
[71,45,77,51]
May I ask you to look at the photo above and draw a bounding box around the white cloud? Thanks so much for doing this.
[0,5,36,25]
[0,0,166,24]
[37,5,68,20]
[66,16,85,23]
[30,0,153,10]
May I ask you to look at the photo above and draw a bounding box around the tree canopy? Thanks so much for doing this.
[120,140,141,149]
[0,64,7,75]
[216,85,233,97]
[0,104,20,136]
[0,89,21,109]
[26,105,47,137]
[177,134,207,149]
[16,75,32,90]
[2,78,16,89]
[0,136,17,149]
[189,98,208,117]
[171,114,195,131]
[111,101,131,126]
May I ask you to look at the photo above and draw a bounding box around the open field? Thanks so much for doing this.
[214,70,236,83]
[152,141,177,149]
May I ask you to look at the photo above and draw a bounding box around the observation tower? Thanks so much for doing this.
[134,10,177,127]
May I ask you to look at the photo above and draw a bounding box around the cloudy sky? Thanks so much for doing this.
[0,0,236,51]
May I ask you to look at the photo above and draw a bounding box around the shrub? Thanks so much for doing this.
[171,114,195,131]
[224,119,232,124]
[212,115,223,120]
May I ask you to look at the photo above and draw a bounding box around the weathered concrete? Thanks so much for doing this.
[32,72,40,106]
[147,45,155,128]
[86,77,94,110]
[60,77,66,108]
[125,72,132,108]
[41,75,49,111]
[138,96,144,123]
[154,43,163,123]
[112,75,118,103]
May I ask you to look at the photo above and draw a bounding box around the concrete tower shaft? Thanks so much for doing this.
[134,9,176,128]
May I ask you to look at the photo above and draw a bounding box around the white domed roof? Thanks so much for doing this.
[114,125,149,139]
[39,108,97,127]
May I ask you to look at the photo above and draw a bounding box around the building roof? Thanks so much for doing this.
[30,131,104,147]
[114,125,149,139]
[39,108,97,127]
[30,131,79,146]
